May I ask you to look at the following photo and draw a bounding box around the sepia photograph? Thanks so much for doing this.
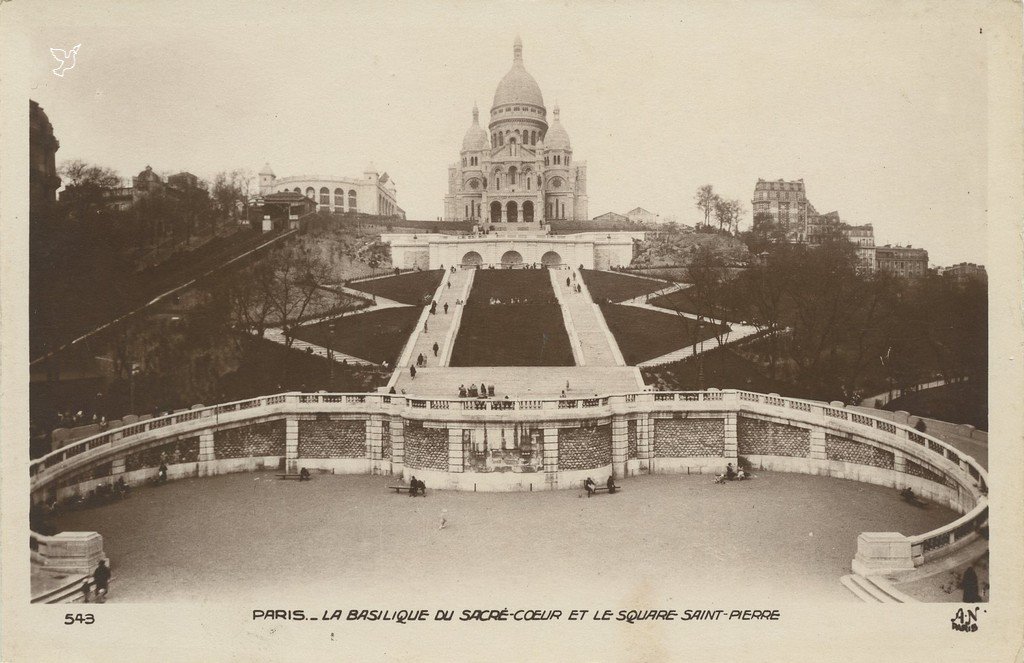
[2,1,1022,660]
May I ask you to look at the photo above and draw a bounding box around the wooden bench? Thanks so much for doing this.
[589,485,621,496]
[388,485,427,495]
[277,474,309,481]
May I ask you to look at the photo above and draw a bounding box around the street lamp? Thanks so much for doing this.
[328,322,337,386]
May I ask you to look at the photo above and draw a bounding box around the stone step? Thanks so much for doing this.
[839,574,880,602]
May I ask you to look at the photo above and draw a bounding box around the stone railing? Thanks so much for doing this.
[30,389,987,581]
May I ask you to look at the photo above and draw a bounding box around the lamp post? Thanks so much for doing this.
[328,322,337,386]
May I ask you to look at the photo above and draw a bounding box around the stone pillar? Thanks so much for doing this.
[198,430,215,476]
[543,428,558,473]
[366,416,383,461]
[723,412,738,463]
[637,416,653,472]
[611,415,628,478]
[809,428,826,460]
[851,532,915,576]
[285,418,299,474]
[448,428,464,473]
[893,449,906,474]
[391,418,405,473]
[111,457,126,477]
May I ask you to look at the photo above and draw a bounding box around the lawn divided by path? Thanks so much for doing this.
[347,270,444,305]
[450,269,573,366]
[580,269,667,303]
[601,304,726,364]
[291,307,422,365]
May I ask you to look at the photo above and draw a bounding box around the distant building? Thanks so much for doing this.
[875,245,928,278]
[259,163,403,218]
[939,262,987,285]
[591,212,630,225]
[30,100,61,211]
[626,207,659,225]
[751,178,816,242]
[844,223,876,273]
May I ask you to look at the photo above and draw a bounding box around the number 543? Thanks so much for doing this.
[64,614,94,625]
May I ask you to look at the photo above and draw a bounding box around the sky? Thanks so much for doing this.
[19,0,991,265]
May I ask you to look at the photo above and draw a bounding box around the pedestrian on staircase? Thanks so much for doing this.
[410,365,417,379]
[433,342,439,357]
[444,303,449,314]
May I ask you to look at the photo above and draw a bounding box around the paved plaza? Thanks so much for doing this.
[53,471,958,604]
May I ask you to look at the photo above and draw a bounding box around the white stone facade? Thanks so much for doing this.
[444,37,588,226]
[258,164,403,218]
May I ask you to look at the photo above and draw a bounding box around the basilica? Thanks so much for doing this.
[443,37,588,225]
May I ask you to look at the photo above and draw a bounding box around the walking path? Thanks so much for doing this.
[626,300,762,367]
[619,281,689,307]
[262,328,376,366]
[549,267,624,367]
[390,268,474,391]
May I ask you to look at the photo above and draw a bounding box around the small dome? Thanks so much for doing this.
[545,106,571,150]
[462,105,488,152]
[492,38,544,109]
[259,162,274,176]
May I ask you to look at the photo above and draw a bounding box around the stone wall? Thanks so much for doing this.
[737,416,809,457]
[214,420,286,459]
[125,436,200,471]
[825,434,894,470]
[654,418,724,457]
[404,425,448,471]
[298,420,366,458]
[57,461,113,489]
[627,419,638,460]
[382,420,392,460]
[558,424,611,470]
[906,459,957,488]
[405,249,429,270]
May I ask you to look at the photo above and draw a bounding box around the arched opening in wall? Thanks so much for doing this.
[348,190,357,212]
[334,188,345,210]
[501,250,523,266]
[506,201,518,223]
[508,166,517,185]
[541,251,562,267]
[462,251,483,267]
[490,201,502,223]
[293,187,300,194]
[522,201,534,223]
[320,187,330,205]
[305,187,315,200]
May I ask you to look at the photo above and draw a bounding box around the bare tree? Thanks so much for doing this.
[694,185,718,228]
[268,245,335,346]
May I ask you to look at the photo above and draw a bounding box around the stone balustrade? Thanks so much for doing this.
[30,389,987,578]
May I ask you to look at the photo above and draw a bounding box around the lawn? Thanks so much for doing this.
[291,307,421,365]
[466,268,558,304]
[648,288,703,315]
[600,304,727,364]
[580,269,667,303]
[640,346,797,395]
[884,381,988,430]
[450,269,573,366]
[347,270,444,305]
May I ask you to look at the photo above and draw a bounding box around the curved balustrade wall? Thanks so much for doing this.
[30,390,987,573]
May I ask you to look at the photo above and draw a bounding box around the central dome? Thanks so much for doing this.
[491,37,545,109]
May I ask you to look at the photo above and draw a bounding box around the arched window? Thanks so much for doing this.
[537,175,542,187]
[305,187,315,200]
[544,156,549,166]
[319,187,330,205]
[462,157,466,166]
[334,188,345,210]
[348,190,357,211]
[490,201,502,223]
[531,130,537,144]
[293,187,300,194]
[566,155,570,165]
[508,166,517,185]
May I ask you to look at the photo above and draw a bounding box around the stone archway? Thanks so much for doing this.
[506,201,518,223]
[490,201,502,224]
[462,251,483,267]
[541,251,562,267]
[522,201,534,224]
[501,250,523,266]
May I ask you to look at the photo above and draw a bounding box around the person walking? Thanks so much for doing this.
[410,365,417,379]
[439,508,448,530]
[443,303,449,314]
[432,342,439,357]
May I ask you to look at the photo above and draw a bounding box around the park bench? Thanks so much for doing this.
[589,485,621,496]
[276,474,309,481]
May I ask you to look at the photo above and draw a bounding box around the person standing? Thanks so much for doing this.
[962,565,981,602]
[410,365,417,379]
[440,508,448,530]
[92,559,111,602]
[443,303,449,314]
[432,342,439,357]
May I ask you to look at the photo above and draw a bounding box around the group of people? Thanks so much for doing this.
[583,476,618,497]
[429,300,451,315]
[714,462,752,484]
[459,383,496,398]
[407,475,427,497]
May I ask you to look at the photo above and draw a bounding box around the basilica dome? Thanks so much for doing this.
[545,106,571,150]
[462,105,488,152]
[491,36,545,109]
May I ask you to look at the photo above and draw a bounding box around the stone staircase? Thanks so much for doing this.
[839,574,913,603]
[390,268,474,391]
[396,366,645,399]
[549,267,624,367]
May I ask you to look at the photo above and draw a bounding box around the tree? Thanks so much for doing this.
[694,185,718,228]
[714,198,744,234]
[58,160,122,222]
[267,244,335,346]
